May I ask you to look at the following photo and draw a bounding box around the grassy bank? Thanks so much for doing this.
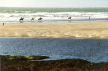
[1,55,108,71]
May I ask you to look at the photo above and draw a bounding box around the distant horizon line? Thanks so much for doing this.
[0,7,108,8]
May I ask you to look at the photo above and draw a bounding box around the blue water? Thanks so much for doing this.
[0,37,108,63]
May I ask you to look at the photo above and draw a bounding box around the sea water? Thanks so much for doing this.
[0,7,108,23]
[0,37,108,63]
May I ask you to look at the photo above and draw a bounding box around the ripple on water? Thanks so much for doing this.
[0,37,108,63]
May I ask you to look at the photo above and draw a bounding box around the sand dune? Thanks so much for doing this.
[0,21,108,38]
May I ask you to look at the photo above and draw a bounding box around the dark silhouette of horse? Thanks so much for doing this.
[38,17,43,21]
[31,17,35,21]
[19,17,24,23]
[68,16,71,20]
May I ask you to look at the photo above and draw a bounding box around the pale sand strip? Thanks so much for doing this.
[0,21,108,38]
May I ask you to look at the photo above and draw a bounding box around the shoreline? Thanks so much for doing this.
[0,21,108,38]
[0,36,108,39]
[0,19,108,24]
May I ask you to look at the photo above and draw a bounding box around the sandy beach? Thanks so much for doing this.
[0,21,108,38]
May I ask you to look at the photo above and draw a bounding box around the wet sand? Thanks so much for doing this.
[0,21,108,38]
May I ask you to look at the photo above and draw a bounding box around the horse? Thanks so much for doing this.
[38,17,43,21]
[31,17,35,21]
[68,16,71,20]
[19,17,24,23]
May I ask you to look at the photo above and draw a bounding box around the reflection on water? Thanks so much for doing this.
[0,37,108,63]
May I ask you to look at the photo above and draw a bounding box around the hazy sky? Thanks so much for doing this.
[0,0,108,8]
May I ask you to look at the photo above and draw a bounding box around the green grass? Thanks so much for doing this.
[0,55,49,60]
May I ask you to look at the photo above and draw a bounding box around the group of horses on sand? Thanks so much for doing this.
[19,16,72,23]
[19,17,43,23]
